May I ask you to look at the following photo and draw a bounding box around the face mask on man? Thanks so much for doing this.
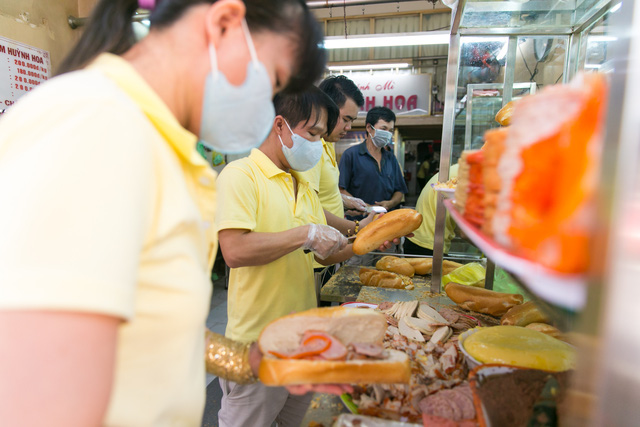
[199,20,275,154]
[368,127,393,148]
[279,120,323,172]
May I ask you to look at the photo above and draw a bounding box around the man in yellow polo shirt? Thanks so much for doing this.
[215,88,353,427]
[301,75,368,221]
[405,165,459,255]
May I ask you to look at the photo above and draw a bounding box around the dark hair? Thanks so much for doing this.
[274,86,339,137]
[365,106,396,128]
[57,0,326,93]
[318,75,365,109]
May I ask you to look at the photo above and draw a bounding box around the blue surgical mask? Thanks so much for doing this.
[199,20,275,154]
[369,127,393,148]
[279,120,323,172]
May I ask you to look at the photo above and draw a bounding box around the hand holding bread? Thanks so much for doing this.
[352,209,422,255]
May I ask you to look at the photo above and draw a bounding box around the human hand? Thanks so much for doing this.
[286,384,354,395]
[249,342,262,378]
[341,194,367,212]
[302,224,348,259]
[359,211,376,229]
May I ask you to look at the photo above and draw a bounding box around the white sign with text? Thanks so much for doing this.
[0,36,51,111]
[349,73,431,115]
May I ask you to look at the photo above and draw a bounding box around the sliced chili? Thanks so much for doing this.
[269,334,332,359]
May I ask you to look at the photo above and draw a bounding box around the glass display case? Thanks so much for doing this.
[422,0,639,423]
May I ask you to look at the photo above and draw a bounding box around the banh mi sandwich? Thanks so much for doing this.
[258,307,411,386]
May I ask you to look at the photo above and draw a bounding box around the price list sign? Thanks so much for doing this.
[0,36,51,111]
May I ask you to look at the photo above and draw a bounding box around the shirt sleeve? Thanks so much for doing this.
[214,163,259,232]
[0,95,154,320]
[338,148,352,190]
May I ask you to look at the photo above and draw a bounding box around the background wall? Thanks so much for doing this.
[0,0,96,72]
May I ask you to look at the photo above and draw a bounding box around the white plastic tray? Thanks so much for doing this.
[443,199,586,310]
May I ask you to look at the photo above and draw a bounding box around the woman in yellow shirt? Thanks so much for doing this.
[0,0,328,425]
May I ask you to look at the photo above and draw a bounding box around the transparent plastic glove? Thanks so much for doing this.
[341,194,367,212]
[302,224,348,259]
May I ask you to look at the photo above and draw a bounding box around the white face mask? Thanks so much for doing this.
[198,20,275,154]
[279,120,323,172]
[368,127,393,148]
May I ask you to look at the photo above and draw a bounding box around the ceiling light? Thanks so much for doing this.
[323,31,449,49]
[610,2,622,13]
[328,62,410,71]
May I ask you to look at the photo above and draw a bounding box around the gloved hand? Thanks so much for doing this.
[341,194,368,212]
[302,224,348,259]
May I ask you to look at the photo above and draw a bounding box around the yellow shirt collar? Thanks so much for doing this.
[249,149,310,189]
[87,53,209,169]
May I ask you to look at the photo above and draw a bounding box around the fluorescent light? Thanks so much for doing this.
[584,63,602,69]
[328,62,410,71]
[323,31,449,49]
[610,2,622,13]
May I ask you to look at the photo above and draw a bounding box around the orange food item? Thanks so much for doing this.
[495,73,608,273]
[481,128,509,237]
[463,150,485,228]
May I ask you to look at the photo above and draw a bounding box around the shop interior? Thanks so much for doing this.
[0,0,637,426]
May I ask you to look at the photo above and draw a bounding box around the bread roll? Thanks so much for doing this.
[359,268,413,290]
[501,301,549,326]
[495,100,516,126]
[444,282,523,316]
[258,307,411,385]
[443,260,463,275]
[376,256,415,277]
[525,323,563,340]
[353,209,422,255]
[405,257,433,275]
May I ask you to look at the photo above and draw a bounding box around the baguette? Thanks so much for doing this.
[501,301,549,326]
[525,323,563,340]
[376,256,415,277]
[442,260,464,275]
[405,257,433,275]
[359,268,413,290]
[495,100,515,126]
[444,282,523,317]
[258,307,411,385]
[353,209,423,255]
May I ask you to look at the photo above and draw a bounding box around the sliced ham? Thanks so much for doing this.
[350,342,384,358]
[302,330,347,360]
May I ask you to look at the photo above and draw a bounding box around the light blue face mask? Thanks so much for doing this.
[279,120,323,172]
[369,127,393,148]
[199,20,275,154]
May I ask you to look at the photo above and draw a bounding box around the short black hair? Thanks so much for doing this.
[319,75,365,109]
[273,86,339,136]
[366,106,396,128]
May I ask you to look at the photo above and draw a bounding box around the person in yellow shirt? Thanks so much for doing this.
[0,0,331,426]
[405,164,459,255]
[216,87,356,426]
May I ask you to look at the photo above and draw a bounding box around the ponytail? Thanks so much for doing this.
[56,0,139,75]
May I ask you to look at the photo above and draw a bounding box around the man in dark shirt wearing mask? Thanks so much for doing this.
[338,106,408,221]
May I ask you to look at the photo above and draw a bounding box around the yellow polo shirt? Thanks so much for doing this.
[408,165,459,253]
[0,53,215,426]
[216,149,326,342]
[300,138,344,218]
